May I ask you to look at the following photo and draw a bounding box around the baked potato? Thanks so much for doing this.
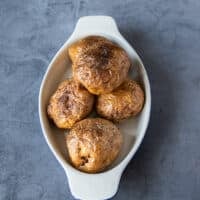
[96,79,144,121]
[66,118,122,173]
[68,36,131,95]
[47,79,94,129]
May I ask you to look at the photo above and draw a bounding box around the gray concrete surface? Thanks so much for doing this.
[0,0,200,199]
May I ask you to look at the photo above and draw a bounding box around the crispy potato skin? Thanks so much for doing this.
[66,118,122,173]
[96,79,145,121]
[68,36,131,95]
[47,79,94,129]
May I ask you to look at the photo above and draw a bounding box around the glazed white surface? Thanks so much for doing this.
[39,16,151,200]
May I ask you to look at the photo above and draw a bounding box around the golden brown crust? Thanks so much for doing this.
[96,79,145,121]
[47,79,94,129]
[68,36,131,95]
[66,118,122,173]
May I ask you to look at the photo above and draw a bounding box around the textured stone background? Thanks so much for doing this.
[0,0,200,199]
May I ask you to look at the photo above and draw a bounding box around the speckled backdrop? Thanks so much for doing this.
[0,0,200,199]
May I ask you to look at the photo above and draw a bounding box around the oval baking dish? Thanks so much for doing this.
[39,16,151,200]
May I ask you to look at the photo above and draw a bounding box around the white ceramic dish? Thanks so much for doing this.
[39,16,151,200]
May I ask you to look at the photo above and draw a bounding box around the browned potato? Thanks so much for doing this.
[68,36,131,95]
[66,118,122,173]
[47,79,94,129]
[96,79,145,121]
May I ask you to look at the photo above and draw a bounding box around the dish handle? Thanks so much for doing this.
[65,168,123,200]
[71,16,121,38]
